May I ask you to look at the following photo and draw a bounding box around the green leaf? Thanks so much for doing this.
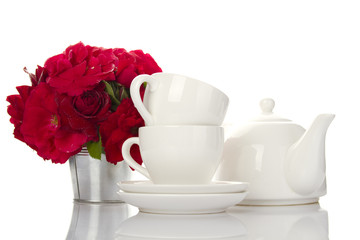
[120,86,130,101]
[86,138,102,160]
[104,81,121,106]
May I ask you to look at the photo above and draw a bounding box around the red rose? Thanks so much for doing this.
[20,83,87,163]
[44,42,116,96]
[113,49,162,88]
[58,83,111,142]
[24,66,48,86]
[131,49,162,75]
[100,98,144,165]
[6,85,35,145]
[7,43,162,166]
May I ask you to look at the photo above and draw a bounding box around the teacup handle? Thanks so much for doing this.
[130,74,159,125]
[122,137,150,179]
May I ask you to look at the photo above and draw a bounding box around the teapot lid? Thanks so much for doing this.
[251,98,291,122]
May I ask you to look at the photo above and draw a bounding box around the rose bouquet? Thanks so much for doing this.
[6,42,162,165]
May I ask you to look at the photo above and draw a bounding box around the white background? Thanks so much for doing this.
[0,0,359,239]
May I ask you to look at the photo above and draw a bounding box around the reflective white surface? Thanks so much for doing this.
[66,202,131,240]
[228,203,328,240]
[64,201,328,240]
[116,211,246,239]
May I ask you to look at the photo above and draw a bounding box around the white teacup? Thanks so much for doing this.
[130,73,229,126]
[122,126,224,184]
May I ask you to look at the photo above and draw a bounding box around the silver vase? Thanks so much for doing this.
[69,148,140,203]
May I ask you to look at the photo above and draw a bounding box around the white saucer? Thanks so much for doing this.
[117,191,248,214]
[117,180,248,194]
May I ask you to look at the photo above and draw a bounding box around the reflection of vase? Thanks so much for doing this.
[69,148,144,202]
[227,203,328,240]
[66,202,131,240]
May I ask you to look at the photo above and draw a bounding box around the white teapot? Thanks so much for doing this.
[216,98,335,205]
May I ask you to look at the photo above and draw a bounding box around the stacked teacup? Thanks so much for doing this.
[119,73,248,214]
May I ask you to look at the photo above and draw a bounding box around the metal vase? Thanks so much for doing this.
[69,148,138,203]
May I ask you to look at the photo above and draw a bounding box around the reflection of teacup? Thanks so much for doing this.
[130,73,229,126]
[122,126,224,184]
[115,212,247,240]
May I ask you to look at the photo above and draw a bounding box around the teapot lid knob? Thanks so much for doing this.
[260,98,275,114]
[251,98,291,122]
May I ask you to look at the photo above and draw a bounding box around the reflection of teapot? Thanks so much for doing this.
[216,98,335,205]
[227,203,329,240]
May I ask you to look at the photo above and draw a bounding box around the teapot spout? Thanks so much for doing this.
[285,114,335,195]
